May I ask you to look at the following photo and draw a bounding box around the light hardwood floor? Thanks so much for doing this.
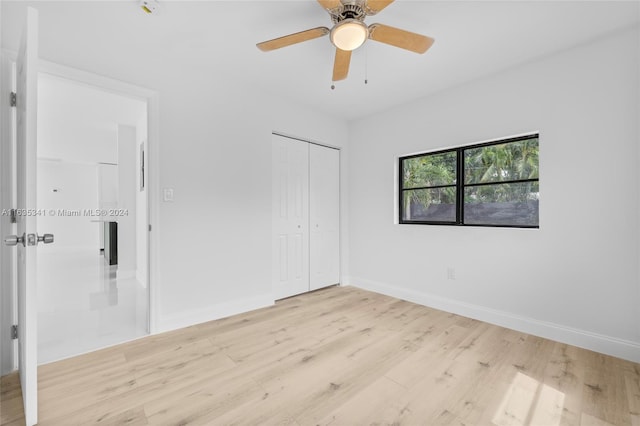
[1,285,639,425]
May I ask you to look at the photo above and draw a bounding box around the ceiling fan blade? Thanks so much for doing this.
[368,23,434,54]
[317,0,342,12]
[365,0,395,14]
[257,27,330,52]
[332,48,352,81]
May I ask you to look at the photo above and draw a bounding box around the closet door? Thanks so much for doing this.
[272,134,310,299]
[309,144,340,291]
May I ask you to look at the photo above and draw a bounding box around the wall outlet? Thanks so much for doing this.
[447,267,456,280]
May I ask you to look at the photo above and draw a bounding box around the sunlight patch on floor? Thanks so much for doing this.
[492,372,565,426]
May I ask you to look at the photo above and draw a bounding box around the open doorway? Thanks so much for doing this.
[35,73,149,363]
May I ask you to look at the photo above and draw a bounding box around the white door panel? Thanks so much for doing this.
[272,134,309,299]
[15,7,39,426]
[309,144,340,291]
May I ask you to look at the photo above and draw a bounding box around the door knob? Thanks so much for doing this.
[3,233,53,246]
[38,234,54,244]
[4,234,25,246]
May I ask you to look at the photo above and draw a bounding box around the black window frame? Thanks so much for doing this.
[399,134,539,229]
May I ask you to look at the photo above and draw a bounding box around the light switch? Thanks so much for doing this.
[163,188,174,202]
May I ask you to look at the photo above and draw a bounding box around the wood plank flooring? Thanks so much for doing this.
[1,285,639,425]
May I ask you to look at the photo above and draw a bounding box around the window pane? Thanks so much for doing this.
[465,138,539,184]
[402,151,457,189]
[464,181,539,226]
[402,188,456,222]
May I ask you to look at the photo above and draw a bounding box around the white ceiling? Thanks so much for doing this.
[2,1,639,121]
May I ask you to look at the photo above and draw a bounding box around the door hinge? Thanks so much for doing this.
[10,92,16,107]
[11,325,18,340]
[9,208,17,223]
[149,224,152,232]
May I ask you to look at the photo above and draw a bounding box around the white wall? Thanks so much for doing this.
[37,80,117,164]
[347,27,640,361]
[117,125,137,274]
[37,161,99,249]
[37,73,145,165]
[154,80,349,331]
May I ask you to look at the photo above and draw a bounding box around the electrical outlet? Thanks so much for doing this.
[447,267,456,280]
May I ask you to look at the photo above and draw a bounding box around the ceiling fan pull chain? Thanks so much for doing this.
[330,45,337,90]
[364,43,369,85]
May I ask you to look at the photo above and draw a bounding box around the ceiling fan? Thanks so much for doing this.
[256,0,435,82]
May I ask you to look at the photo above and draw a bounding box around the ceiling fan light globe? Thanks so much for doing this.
[330,19,368,51]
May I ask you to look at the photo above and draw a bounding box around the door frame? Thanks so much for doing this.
[0,50,161,351]
[0,50,18,375]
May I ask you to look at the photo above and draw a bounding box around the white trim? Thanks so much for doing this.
[157,294,275,334]
[38,333,149,367]
[338,144,343,287]
[1,49,154,101]
[147,93,160,333]
[350,276,640,363]
[0,50,18,375]
[272,130,341,151]
[39,60,155,101]
[340,275,352,286]
[393,158,399,225]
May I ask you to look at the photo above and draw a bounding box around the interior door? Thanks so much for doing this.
[309,144,340,291]
[15,7,39,426]
[272,134,309,299]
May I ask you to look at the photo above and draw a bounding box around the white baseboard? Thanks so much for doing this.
[135,270,147,286]
[157,293,275,334]
[350,276,640,363]
[340,275,352,286]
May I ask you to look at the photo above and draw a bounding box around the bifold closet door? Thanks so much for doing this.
[309,144,340,291]
[271,134,310,300]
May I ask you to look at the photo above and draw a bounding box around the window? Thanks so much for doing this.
[399,134,539,228]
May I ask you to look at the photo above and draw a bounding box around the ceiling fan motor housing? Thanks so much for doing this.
[331,1,367,24]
